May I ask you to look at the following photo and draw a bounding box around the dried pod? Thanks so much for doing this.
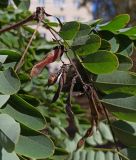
[65,102,78,138]
[51,65,67,103]
[65,103,74,120]
[52,75,64,103]
[30,45,64,77]
[84,126,94,138]
[48,73,60,86]
[65,117,78,139]
[65,75,78,138]
[76,122,96,149]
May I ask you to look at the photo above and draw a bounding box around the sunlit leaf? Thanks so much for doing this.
[0,95,45,130]
[119,26,136,36]
[15,133,54,159]
[59,21,80,40]
[99,14,130,32]
[83,50,119,74]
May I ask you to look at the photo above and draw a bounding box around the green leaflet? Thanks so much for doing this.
[99,14,130,32]
[0,114,20,152]
[82,50,119,74]
[0,68,20,95]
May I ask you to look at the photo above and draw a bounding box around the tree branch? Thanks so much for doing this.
[15,23,40,73]
[0,14,35,34]
[0,7,45,34]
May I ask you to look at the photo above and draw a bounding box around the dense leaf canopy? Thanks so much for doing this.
[0,2,136,160]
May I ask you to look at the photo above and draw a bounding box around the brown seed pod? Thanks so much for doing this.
[48,73,59,86]
[30,45,64,77]
[51,75,63,103]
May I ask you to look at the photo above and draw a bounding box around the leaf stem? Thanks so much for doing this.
[118,152,130,160]
[15,23,40,73]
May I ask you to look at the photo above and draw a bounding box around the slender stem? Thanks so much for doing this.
[17,154,27,160]
[103,107,119,149]
[85,89,98,124]
[92,87,123,160]
[102,105,122,160]
[48,27,62,46]
[0,15,35,34]
[117,152,130,160]
[15,23,40,73]
[92,147,116,152]
[46,24,60,35]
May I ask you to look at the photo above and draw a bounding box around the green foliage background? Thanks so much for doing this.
[0,1,136,160]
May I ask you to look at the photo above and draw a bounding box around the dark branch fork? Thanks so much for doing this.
[0,14,34,34]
